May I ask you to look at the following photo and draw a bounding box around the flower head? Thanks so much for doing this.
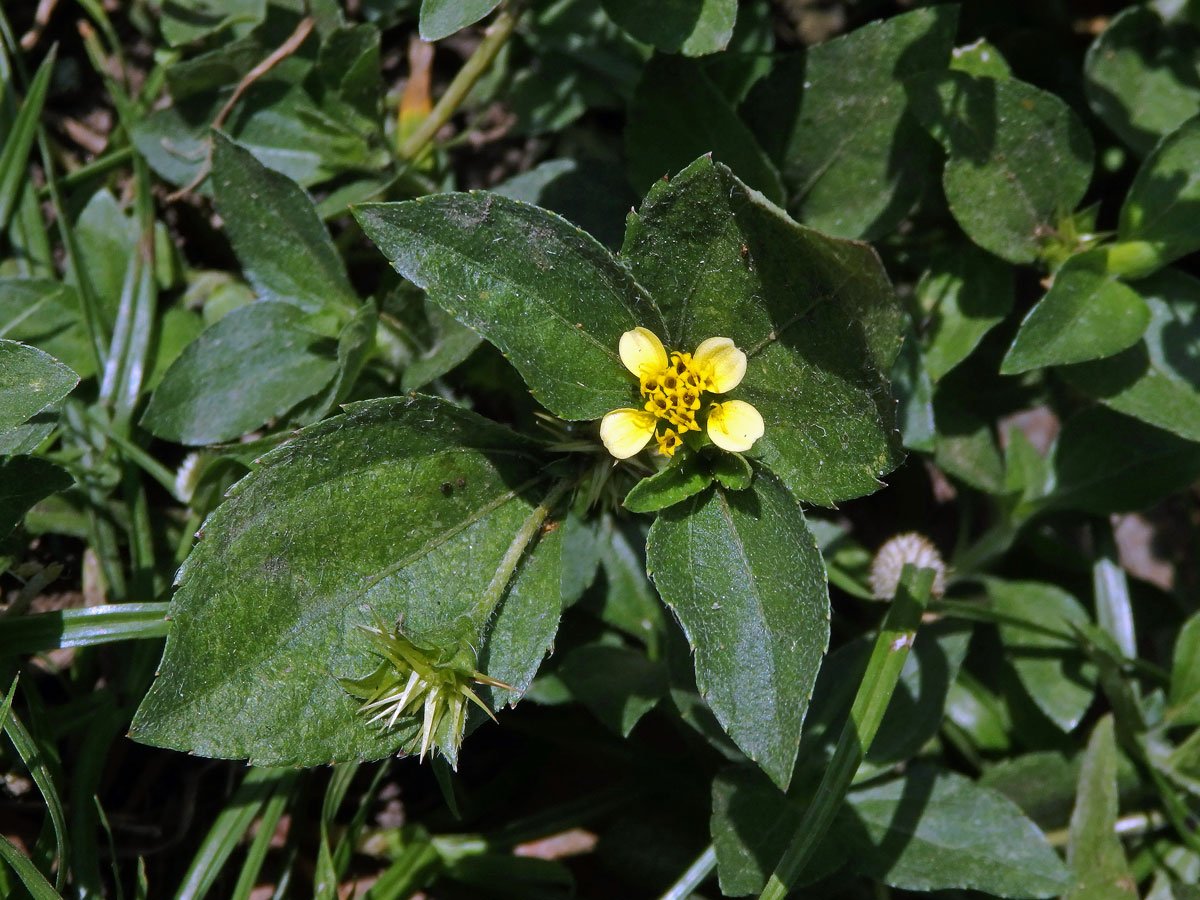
[340,616,511,765]
[868,532,947,600]
[601,327,764,459]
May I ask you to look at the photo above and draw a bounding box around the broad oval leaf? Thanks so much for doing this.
[839,767,1071,897]
[141,301,338,445]
[1001,248,1151,374]
[1085,7,1200,158]
[0,456,73,538]
[0,340,78,433]
[919,244,1014,380]
[912,71,1094,263]
[131,396,561,766]
[600,0,736,56]
[1059,268,1200,442]
[211,133,358,314]
[621,156,904,506]
[646,469,828,789]
[355,194,664,421]
[1118,115,1200,274]
[985,578,1097,733]
[419,0,500,41]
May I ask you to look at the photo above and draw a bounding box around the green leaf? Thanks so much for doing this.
[0,456,73,539]
[626,57,785,203]
[919,244,1014,380]
[1000,248,1150,374]
[401,302,482,393]
[0,340,78,432]
[1085,7,1200,158]
[212,133,357,314]
[557,643,665,736]
[1118,116,1200,274]
[0,49,55,235]
[623,453,712,514]
[980,751,1082,833]
[355,194,663,421]
[160,0,266,46]
[932,374,1006,494]
[0,279,95,380]
[911,71,1095,263]
[838,767,1071,897]
[600,0,735,55]
[1065,716,1137,899]
[950,38,1012,80]
[73,188,136,329]
[985,578,1097,733]
[890,318,936,452]
[1046,406,1200,514]
[621,156,904,507]
[0,603,170,657]
[141,301,338,445]
[419,0,500,41]
[595,517,665,654]
[131,396,560,766]
[645,471,828,789]
[743,6,957,240]
[1169,612,1200,724]
[1060,268,1200,443]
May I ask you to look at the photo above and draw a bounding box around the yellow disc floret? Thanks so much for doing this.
[600,328,764,460]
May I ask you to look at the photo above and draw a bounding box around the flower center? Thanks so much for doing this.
[640,351,714,456]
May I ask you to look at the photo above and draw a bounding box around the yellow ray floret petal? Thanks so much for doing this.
[600,408,657,459]
[692,337,747,392]
[707,400,764,453]
[619,327,668,379]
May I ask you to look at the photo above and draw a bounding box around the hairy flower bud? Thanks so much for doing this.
[868,532,947,600]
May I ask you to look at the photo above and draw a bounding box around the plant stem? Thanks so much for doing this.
[468,478,570,626]
[659,844,717,900]
[399,3,522,161]
[758,565,934,900]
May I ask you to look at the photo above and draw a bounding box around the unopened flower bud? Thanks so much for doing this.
[868,532,947,600]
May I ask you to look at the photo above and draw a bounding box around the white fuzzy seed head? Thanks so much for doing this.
[869,532,947,600]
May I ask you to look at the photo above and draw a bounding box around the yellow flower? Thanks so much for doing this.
[600,327,763,459]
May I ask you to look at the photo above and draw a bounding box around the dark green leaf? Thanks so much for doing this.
[401,301,482,393]
[932,377,1006,494]
[160,0,266,46]
[355,194,663,421]
[419,0,499,41]
[626,57,785,203]
[919,244,1014,380]
[1000,248,1150,374]
[911,71,1094,263]
[212,133,357,314]
[0,279,95,380]
[0,340,78,432]
[304,300,378,420]
[1118,116,1200,274]
[141,301,338,445]
[1169,612,1200,724]
[890,319,936,452]
[0,456,73,539]
[744,6,957,240]
[601,0,735,56]
[1060,268,1200,442]
[1065,716,1137,900]
[980,751,1082,833]
[558,643,665,736]
[131,396,559,766]
[711,451,752,490]
[985,578,1097,733]
[74,188,136,328]
[623,453,712,514]
[839,767,1071,897]
[0,49,55,234]
[1046,406,1200,513]
[595,517,665,653]
[1085,7,1200,158]
[646,471,828,789]
[621,156,904,507]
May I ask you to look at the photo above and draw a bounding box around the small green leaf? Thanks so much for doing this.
[985,578,1097,733]
[355,194,663,421]
[1060,268,1200,443]
[0,340,78,432]
[0,456,73,539]
[1085,7,1200,157]
[890,318,936,452]
[1065,716,1137,899]
[919,244,1014,380]
[1000,248,1150,374]
[160,0,266,46]
[1118,116,1200,274]
[623,453,712,513]
[646,471,828,789]
[419,0,500,41]
[932,375,1006,494]
[912,71,1094,263]
[838,767,1071,897]
[980,751,1082,832]
[1169,612,1200,724]
[711,451,752,490]
[212,133,357,314]
[401,302,482,393]
[131,396,559,766]
[1047,406,1200,513]
[621,156,904,507]
[744,6,957,240]
[595,517,665,653]
[950,39,1012,80]
[141,301,338,445]
[626,56,785,203]
[0,49,55,234]
[0,279,95,380]
[557,643,665,736]
[601,0,736,55]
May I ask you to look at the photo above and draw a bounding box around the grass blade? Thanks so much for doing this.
[0,46,55,233]
[0,603,170,657]
[4,704,69,890]
[0,834,63,900]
